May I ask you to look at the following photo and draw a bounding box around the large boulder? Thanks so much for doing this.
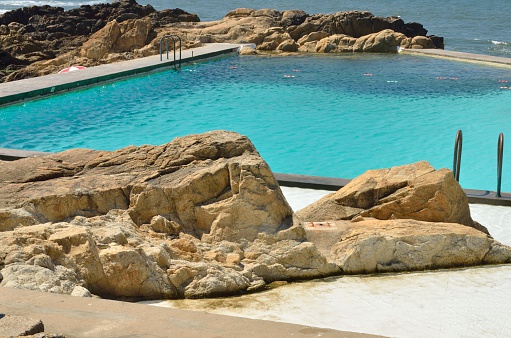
[328,218,511,274]
[2,139,510,298]
[80,17,152,59]
[0,131,337,299]
[353,29,408,53]
[298,161,511,274]
[298,161,477,228]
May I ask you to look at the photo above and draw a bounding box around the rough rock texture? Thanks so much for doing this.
[0,0,199,81]
[0,315,45,337]
[0,131,337,299]
[79,18,152,60]
[1,136,510,298]
[299,161,511,273]
[298,161,476,228]
[0,1,443,82]
[330,219,511,274]
[141,8,442,56]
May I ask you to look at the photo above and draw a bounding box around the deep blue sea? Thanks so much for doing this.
[1,0,511,57]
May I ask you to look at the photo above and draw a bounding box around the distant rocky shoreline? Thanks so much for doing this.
[0,0,443,82]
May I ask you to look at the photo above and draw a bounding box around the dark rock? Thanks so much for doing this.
[281,10,308,27]
[402,21,428,37]
[150,8,200,28]
[0,49,26,66]
[429,35,445,49]
[0,5,64,26]
[0,0,200,82]
[117,13,140,22]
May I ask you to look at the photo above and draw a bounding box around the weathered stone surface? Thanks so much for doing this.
[0,315,45,337]
[353,29,408,53]
[329,218,511,274]
[298,161,511,275]
[298,161,477,229]
[0,131,338,299]
[314,34,356,53]
[4,134,503,298]
[0,0,199,81]
[1,1,443,82]
[79,16,151,59]
[276,39,299,52]
[238,46,257,55]
[80,20,121,59]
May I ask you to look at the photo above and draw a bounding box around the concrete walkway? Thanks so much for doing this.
[0,287,381,338]
[0,43,247,106]
[400,48,511,67]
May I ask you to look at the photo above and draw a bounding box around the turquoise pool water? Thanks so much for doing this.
[2,53,511,192]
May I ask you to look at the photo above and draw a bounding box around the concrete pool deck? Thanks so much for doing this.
[0,42,248,106]
[401,48,511,67]
[0,287,380,338]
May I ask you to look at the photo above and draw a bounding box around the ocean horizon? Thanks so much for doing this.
[1,0,510,57]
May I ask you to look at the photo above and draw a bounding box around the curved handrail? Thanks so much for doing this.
[159,35,182,69]
[497,132,504,197]
[453,130,462,182]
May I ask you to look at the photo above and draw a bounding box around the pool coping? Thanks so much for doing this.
[0,43,250,106]
[400,48,511,67]
[2,148,511,206]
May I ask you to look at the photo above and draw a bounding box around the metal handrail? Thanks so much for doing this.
[159,35,182,69]
[453,130,462,182]
[497,132,504,197]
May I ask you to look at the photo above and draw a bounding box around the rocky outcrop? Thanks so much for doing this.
[0,1,443,82]
[143,9,442,56]
[0,315,46,337]
[298,161,511,273]
[298,161,476,228]
[1,136,510,299]
[0,131,337,299]
[328,218,511,274]
[79,17,152,60]
[0,0,199,81]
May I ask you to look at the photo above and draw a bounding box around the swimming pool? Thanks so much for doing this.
[2,53,511,192]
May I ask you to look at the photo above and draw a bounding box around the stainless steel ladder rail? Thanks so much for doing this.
[453,129,462,182]
[453,130,506,196]
[159,35,182,69]
[497,132,504,197]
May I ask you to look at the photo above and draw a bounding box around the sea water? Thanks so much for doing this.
[1,0,511,57]
[2,53,511,192]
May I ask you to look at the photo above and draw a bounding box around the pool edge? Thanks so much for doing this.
[0,43,249,107]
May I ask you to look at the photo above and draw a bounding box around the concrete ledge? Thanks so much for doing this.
[0,287,379,338]
[0,314,45,337]
[274,173,351,191]
[0,43,243,106]
[400,48,511,67]
[0,148,50,161]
